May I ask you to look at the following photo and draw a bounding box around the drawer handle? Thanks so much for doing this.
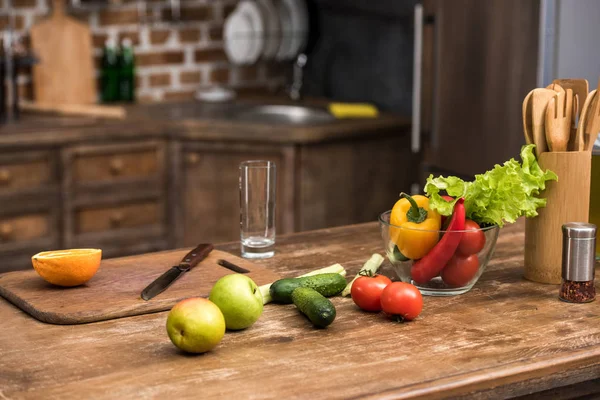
[0,223,13,240]
[0,168,12,185]
[109,211,125,227]
[185,153,200,165]
[109,158,125,176]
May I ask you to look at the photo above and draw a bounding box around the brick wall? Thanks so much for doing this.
[2,0,290,103]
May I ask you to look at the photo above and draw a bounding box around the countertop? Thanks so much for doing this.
[0,98,411,149]
[2,219,600,399]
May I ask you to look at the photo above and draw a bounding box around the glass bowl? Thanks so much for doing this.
[379,210,500,296]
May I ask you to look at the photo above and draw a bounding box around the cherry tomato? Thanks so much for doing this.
[380,282,423,321]
[457,219,486,256]
[441,253,480,287]
[351,274,392,312]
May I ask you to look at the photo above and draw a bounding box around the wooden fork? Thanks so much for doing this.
[545,89,573,152]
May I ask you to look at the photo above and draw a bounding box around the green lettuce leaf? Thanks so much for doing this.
[425,144,557,227]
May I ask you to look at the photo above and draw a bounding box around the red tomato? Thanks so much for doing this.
[457,219,486,256]
[441,253,480,287]
[380,282,423,321]
[351,275,392,312]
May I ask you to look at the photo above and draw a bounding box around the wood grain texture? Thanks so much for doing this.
[525,151,591,284]
[30,0,96,105]
[0,249,280,324]
[423,0,539,177]
[3,221,600,399]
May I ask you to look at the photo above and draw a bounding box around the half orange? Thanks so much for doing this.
[31,249,102,287]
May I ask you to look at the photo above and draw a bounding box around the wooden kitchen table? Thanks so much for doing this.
[2,220,600,399]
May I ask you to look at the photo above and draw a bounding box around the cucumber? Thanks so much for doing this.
[269,273,347,304]
[291,287,336,328]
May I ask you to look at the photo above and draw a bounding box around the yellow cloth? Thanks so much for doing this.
[328,103,379,119]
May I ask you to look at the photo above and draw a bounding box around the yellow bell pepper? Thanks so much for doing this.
[389,194,441,260]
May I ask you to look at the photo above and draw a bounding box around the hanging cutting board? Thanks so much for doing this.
[30,0,96,105]
[0,249,281,325]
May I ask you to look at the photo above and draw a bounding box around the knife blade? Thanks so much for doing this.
[141,243,214,301]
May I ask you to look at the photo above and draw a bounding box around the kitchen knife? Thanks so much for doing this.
[141,243,214,301]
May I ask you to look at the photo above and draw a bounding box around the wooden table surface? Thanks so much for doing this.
[2,220,600,399]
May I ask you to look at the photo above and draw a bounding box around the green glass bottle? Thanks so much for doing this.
[101,38,119,103]
[119,38,135,103]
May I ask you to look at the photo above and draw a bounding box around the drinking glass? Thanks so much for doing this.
[239,160,276,259]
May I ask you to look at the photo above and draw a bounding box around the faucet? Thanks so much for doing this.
[288,53,307,101]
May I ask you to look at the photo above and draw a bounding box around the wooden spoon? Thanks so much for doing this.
[545,90,573,152]
[530,88,556,156]
[522,89,534,144]
[575,89,597,151]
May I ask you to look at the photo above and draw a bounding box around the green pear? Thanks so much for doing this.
[209,274,263,330]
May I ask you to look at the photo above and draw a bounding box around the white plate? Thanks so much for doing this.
[294,0,309,53]
[283,0,301,60]
[275,0,294,61]
[239,1,265,64]
[224,9,253,65]
[257,0,281,60]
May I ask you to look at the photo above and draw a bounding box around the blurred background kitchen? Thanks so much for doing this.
[0,0,598,272]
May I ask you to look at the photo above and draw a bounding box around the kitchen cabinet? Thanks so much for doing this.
[296,134,411,231]
[175,141,294,247]
[0,102,409,273]
[0,150,61,272]
[61,141,170,259]
[176,134,410,246]
[416,0,540,181]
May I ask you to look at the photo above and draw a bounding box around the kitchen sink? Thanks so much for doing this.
[231,105,335,125]
[139,102,337,126]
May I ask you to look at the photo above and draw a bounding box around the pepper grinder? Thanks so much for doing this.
[559,222,597,303]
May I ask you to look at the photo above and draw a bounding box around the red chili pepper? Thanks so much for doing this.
[410,198,466,284]
[440,195,454,227]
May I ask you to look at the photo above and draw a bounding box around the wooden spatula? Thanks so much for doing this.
[574,89,596,151]
[531,88,556,156]
[547,82,566,95]
[545,90,573,152]
[522,90,534,144]
[583,89,600,151]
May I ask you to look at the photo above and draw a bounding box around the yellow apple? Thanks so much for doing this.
[166,298,226,354]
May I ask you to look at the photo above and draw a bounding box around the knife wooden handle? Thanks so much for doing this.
[179,243,214,270]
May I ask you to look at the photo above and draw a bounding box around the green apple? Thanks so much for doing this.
[166,297,226,354]
[209,274,263,330]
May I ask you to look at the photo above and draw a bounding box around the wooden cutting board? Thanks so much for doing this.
[30,0,96,105]
[0,249,281,325]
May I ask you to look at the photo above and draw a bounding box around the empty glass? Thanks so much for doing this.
[239,161,276,259]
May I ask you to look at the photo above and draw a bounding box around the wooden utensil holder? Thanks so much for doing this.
[524,151,591,284]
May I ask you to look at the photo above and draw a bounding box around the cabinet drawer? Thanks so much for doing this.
[75,201,161,234]
[0,213,51,244]
[0,153,54,192]
[71,146,161,185]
